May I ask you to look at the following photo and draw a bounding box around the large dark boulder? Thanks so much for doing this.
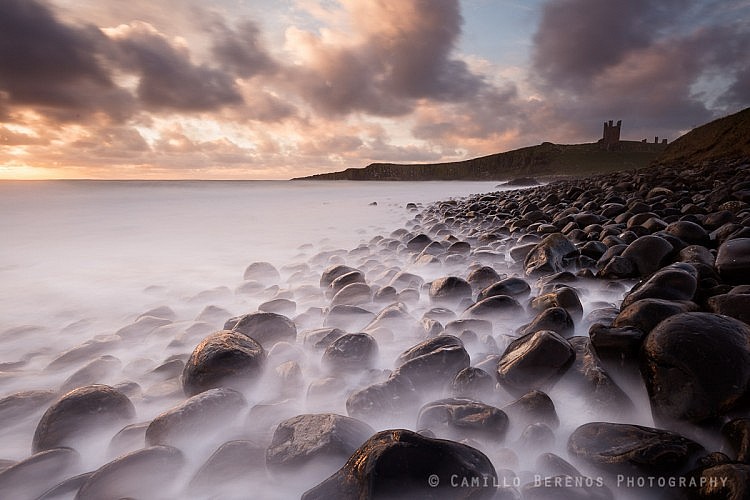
[182,330,266,397]
[496,331,575,396]
[394,336,470,391]
[33,385,135,453]
[145,388,247,448]
[501,390,559,429]
[266,413,374,474]
[320,264,359,288]
[75,446,185,500]
[565,337,632,411]
[477,277,531,301]
[723,418,750,463]
[567,422,703,476]
[716,238,750,284]
[226,312,297,347]
[417,398,508,442]
[619,235,673,276]
[683,463,750,499]
[462,295,524,321]
[640,312,750,424]
[620,263,698,308]
[346,374,420,422]
[429,277,473,307]
[302,429,497,499]
[322,333,378,373]
[518,307,575,338]
[523,233,579,276]
[450,367,496,400]
[613,298,698,334]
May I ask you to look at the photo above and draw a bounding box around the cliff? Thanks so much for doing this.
[293,141,665,181]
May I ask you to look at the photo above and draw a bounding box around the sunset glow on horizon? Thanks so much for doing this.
[1,0,748,180]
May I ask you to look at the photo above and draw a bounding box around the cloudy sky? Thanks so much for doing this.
[1,0,748,179]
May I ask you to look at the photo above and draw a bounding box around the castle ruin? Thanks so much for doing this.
[599,120,668,152]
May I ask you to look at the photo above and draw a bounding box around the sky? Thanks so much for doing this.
[0,0,748,179]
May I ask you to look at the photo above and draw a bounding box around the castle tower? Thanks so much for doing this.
[601,119,621,151]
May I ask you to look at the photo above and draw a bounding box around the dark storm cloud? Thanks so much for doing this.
[0,0,134,120]
[209,19,278,78]
[112,27,243,112]
[529,0,750,142]
[292,0,486,116]
[532,0,686,87]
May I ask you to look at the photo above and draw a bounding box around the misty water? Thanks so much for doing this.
[0,180,658,498]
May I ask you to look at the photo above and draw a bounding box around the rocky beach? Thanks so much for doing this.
[1,157,750,499]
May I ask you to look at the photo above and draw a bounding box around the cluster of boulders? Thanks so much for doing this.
[1,159,749,498]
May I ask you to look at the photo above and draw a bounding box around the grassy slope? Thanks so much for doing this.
[654,107,750,167]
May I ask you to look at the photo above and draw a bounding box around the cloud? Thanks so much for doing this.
[209,19,278,78]
[0,0,134,121]
[284,0,487,116]
[108,22,243,112]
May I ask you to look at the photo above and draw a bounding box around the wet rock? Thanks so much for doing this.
[568,422,703,475]
[59,355,121,393]
[406,234,433,252]
[466,266,503,290]
[322,333,378,372]
[227,312,297,348]
[665,220,710,246]
[331,282,372,306]
[501,390,559,429]
[518,307,575,338]
[182,330,266,397]
[621,263,698,308]
[301,429,497,499]
[244,261,280,283]
[346,373,419,422]
[445,319,493,336]
[320,264,359,288]
[619,235,673,276]
[429,276,473,307]
[613,298,698,334]
[0,448,80,499]
[190,440,266,492]
[641,312,750,424]
[524,233,579,276]
[566,337,632,411]
[707,292,750,323]
[529,286,583,323]
[477,277,531,301]
[146,388,247,448]
[462,295,524,321]
[0,390,57,427]
[266,413,374,474]
[496,331,575,396]
[722,418,750,463]
[33,385,135,453]
[46,335,121,370]
[517,422,555,452]
[259,298,297,315]
[716,238,750,284]
[588,323,646,368]
[418,398,508,443]
[324,305,376,331]
[37,472,93,500]
[450,367,496,400]
[75,446,185,500]
[395,335,470,391]
[108,422,149,457]
[684,463,750,499]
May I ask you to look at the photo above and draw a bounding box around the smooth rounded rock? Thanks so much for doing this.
[182,330,266,397]
[429,276,473,307]
[496,331,575,396]
[33,385,135,453]
[322,333,378,372]
[716,238,750,284]
[417,398,508,442]
[301,429,497,499]
[227,312,297,348]
[641,312,750,424]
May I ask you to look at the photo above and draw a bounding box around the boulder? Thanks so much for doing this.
[182,330,266,397]
[450,367,496,400]
[346,374,419,422]
[243,262,280,283]
[477,278,531,301]
[417,398,508,442]
[75,446,185,500]
[568,422,703,475]
[190,440,265,492]
[301,429,497,499]
[462,295,524,321]
[501,390,559,429]
[722,418,750,463]
[394,336,470,391]
[33,385,135,453]
[226,312,297,347]
[266,413,374,473]
[716,238,750,284]
[620,235,673,276]
[566,337,632,411]
[145,388,247,448]
[613,298,698,334]
[322,333,378,373]
[429,277,473,307]
[320,264,359,288]
[641,312,750,424]
[496,331,574,396]
[620,263,698,308]
[0,448,80,500]
[518,307,575,338]
[523,233,579,276]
